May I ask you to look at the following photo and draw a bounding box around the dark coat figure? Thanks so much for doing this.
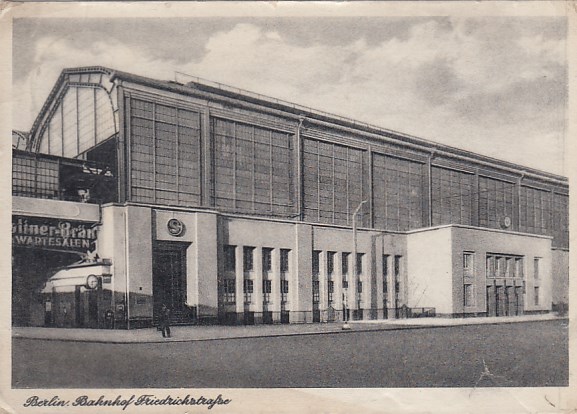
[158,304,171,338]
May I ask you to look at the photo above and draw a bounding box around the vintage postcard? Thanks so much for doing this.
[0,1,575,413]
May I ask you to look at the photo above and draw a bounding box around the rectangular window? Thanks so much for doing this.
[280,249,290,273]
[394,256,402,295]
[394,255,402,277]
[357,280,363,294]
[262,247,273,272]
[383,255,389,277]
[463,253,473,269]
[312,250,321,275]
[312,280,320,303]
[243,279,254,304]
[263,279,272,304]
[464,284,474,307]
[243,246,255,272]
[342,252,350,276]
[496,256,503,277]
[534,286,540,305]
[356,253,364,275]
[327,251,336,277]
[281,279,289,303]
[534,258,540,280]
[486,254,523,278]
[486,256,495,277]
[224,245,236,272]
[223,279,236,304]
[515,258,524,279]
[328,280,334,304]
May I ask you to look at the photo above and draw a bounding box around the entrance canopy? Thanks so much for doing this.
[42,262,111,293]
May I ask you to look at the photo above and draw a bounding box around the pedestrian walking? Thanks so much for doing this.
[158,304,171,338]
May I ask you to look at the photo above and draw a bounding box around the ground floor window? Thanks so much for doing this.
[312,281,320,304]
[263,279,272,304]
[243,279,253,304]
[464,284,475,307]
[281,279,289,304]
[223,279,235,304]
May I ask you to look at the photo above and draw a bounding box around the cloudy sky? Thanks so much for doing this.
[13,16,567,175]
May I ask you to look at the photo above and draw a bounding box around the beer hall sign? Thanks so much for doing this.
[12,216,97,252]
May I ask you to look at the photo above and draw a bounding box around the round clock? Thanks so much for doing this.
[501,216,512,229]
[86,274,99,289]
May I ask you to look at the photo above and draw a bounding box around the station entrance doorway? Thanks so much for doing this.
[152,242,189,324]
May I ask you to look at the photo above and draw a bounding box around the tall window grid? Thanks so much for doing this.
[478,176,515,230]
[302,138,369,226]
[212,118,294,215]
[130,98,201,205]
[431,166,473,226]
[552,193,569,248]
[519,186,550,235]
[373,153,424,231]
[12,154,59,199]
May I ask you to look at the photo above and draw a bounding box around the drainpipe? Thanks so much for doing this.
[428,150,435,227]
[518,172,525,232]
[296,116,306,221]
[124,209,130,329]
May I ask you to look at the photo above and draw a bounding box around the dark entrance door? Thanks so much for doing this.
[486,285,497,317]
[152,243,187,322]
[74,285,100,328]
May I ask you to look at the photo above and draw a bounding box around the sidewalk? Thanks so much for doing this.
[12,313,564,344]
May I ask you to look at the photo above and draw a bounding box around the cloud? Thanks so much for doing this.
[13,18,566,174]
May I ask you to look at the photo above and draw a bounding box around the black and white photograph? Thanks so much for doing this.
[1,2,575,413]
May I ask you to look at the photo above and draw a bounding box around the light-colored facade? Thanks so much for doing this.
[11,67,568,328]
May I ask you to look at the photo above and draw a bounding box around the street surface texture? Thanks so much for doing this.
[13,320,567,388]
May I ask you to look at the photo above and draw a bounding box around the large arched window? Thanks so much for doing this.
[35,71,118,158]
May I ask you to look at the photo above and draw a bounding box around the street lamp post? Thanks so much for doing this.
[343,199,368,330]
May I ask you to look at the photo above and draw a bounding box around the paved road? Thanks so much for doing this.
[12,320,568,388]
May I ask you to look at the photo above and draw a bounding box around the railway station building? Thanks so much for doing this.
[11,66,569,328]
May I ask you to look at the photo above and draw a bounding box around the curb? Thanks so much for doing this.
[12,317,566,345]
